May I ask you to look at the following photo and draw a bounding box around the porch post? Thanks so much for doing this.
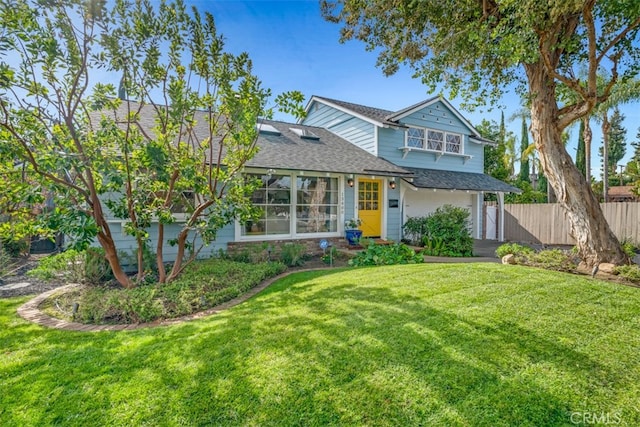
[497,192,505,242]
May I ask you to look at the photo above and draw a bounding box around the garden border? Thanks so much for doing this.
[17,269,322,332]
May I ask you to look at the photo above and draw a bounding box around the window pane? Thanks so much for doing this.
[407,128,424,148]
[427,130,444,151]
[296,176,338,234]
[446,134,461,153]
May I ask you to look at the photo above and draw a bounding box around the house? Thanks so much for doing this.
[300,96,519,241]
[607,186,638,202]
[95,96,517,261]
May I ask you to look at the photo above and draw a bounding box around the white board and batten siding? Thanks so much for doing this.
[302,102,377,155]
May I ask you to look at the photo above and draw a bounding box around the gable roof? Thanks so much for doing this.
[305,95,493,144]
[404,167,521,193]
[90,100,412,178]
[304,96,400,128]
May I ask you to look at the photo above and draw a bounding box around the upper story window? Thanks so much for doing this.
[406,126,463,155]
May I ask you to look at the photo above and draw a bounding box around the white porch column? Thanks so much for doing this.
[497,192,505,242]
[476,192,483,239]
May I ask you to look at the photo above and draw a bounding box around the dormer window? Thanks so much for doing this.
[405,126,463,155]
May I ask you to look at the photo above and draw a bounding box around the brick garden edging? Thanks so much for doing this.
[17,269,321,332]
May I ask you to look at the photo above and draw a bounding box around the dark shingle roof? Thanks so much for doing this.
[405,167,520,193]
[251,120,412,176]
[89,101,412,177]
[312,96,398,126]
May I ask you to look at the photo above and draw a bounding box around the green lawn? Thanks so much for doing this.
[2,263,640,426]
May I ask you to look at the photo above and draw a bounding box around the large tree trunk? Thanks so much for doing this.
[96,231,133,289]
[525,64,628,267]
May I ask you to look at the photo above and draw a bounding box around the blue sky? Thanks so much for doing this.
[199,1,639,176]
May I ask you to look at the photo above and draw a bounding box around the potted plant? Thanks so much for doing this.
[344,218,363,245]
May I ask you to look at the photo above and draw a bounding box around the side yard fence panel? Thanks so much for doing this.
[500,202,640,245]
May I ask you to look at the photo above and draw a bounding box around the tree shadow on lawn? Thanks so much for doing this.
[0,272,627,426]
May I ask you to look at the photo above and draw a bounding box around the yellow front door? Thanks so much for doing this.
[357,178,382,237]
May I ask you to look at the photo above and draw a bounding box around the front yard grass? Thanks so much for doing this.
[2,263,640,426]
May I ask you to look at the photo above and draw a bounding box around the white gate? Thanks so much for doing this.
[485,205,497,240]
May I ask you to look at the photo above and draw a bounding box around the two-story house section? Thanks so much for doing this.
[301,96,519,241]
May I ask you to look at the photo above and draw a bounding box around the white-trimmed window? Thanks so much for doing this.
[407,127,425,148]
[405,127,463,155]
[241,172,339,238]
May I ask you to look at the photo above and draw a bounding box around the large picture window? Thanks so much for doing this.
[241,172,338,237]
[296,176,338,233]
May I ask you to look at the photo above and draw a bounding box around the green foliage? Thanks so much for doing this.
[576,120,586,177]
[505,180,548,203]
[0,237,28,257]
[423,205,474,257]
[613,264,640,283]
[0,0,304,287]
[28,250,85,283]
[518,117,530,183]
[519,249,578,273]
[599,108,627,181]
[0,245,16,277]
[422,237,447,256]
[279,243,308,267]
[321,246,338,264]
[71,259,286,324]
[619,238,639,258]
[349,242,423,266]
[495,243,535,258]
[402,216,428,246]
[28,248,113,285]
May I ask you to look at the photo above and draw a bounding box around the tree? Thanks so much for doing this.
[576,120,586,178]
[321,0,640,266]
[478,119,509,182]
[0,0,302,287]
[598,108,627,190]
[518,117,530,183]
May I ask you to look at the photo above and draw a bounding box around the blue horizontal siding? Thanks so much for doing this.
[302,102,376,154]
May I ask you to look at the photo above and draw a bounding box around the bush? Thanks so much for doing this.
[1,237,29,257]
[620,238,639,258]
[70,259,287,324]
[402,216,429,246]
[279,243,307,267]
[613,264,640,283]
[349,242,424,267]
[521,249,578,272]
[0,246,17,278]
[28,248,113,285]
[495,243,535,258]
[423,205,473,257]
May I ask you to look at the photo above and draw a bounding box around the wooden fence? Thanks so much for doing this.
[500,202,640,245]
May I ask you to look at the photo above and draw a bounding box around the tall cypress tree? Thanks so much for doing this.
[518,116,530,183]
[576,120,586,178]
[599,108,627,183]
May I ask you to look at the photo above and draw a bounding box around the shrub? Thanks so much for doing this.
[28,248,113,285]
[620,238,639,258]
[496,243,535,258]
[280,243,307,267]
[0,246,17,278]
[402,216,429,246]
[70,259,287,324]
[349,242,424,266]
[423,205,473,257]
[613,264,640,283]
[523,249,578,272]
[1,237,29,257]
